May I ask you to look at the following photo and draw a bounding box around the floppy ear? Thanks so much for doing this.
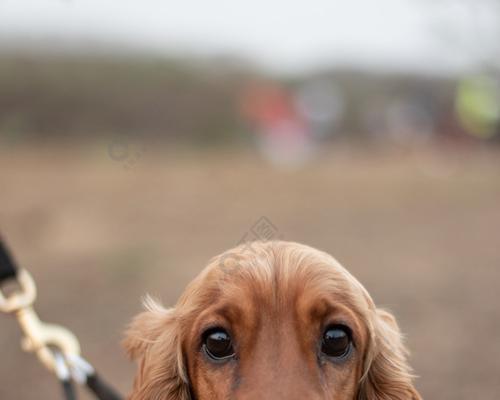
[358,309,422,400]
[123,297,190,400]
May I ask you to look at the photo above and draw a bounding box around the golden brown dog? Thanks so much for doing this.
[124,241,421,399]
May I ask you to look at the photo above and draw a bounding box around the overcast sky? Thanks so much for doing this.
[0,0,498,74]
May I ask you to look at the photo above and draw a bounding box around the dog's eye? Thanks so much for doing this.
[321,325,352,358]
[203,328,235,360]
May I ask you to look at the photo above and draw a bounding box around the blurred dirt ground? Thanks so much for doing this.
[0,144,499,399]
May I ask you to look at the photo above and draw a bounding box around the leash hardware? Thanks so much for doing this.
[0,268,81,374]
[0,268,37,313]
[0,240,124,400]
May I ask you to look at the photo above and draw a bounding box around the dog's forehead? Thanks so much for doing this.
[195,241,373,310]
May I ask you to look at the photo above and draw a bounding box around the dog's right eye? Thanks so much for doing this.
[203,328,235,360]
[321,324,352,359]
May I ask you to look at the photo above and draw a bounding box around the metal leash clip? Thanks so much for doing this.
[0,268,81,374]
[0,239,123,400]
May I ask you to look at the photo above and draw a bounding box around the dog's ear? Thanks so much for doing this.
[123,297,190,400]
[358,309,422,400]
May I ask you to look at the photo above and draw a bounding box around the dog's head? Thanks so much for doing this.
[124,241,421,399]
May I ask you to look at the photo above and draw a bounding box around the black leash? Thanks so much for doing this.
[61,380,77,400]
[0,236,123,400]
[0,238,17,282]
[87,372,123,400]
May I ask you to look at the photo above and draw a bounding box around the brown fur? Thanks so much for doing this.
[124,241,422,400]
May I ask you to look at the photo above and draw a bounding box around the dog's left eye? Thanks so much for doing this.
[203,328,235,360]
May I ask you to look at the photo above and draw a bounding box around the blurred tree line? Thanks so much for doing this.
[0,55,246,145]
[0,53,497,146]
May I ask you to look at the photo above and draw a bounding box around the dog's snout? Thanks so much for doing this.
[234,331,325,400]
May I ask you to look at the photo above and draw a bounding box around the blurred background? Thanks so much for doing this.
[1,0,499,399]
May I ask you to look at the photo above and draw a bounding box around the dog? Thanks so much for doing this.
[124,241,421,399]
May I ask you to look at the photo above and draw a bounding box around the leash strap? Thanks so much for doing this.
[86,373,123,400]
[69,355,123,400]
[61,380,77,400]
[0,237,18,283]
